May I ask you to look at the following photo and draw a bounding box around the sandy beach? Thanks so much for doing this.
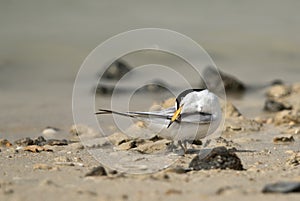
[1,1,300,201]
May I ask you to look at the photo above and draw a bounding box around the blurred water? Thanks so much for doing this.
[0,0,299,139]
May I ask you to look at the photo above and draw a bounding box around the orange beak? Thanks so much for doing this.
[167,104,183,128]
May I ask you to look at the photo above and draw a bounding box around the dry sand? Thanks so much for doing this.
[1,83,300,201]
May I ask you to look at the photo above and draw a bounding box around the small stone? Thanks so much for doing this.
[266,84,291,99]
[54,162,75,166]
[225,102,242,118]
[262,182,300,193]
[286,152,300,166]
[189,146,244,170]
[165,189,182,195]
[54,156,71,163]
[107,132,130,146]
[161,98,176,109]
[116,140,137,150]
[273,135,295,143]
[69,124,99,138]
[264,99,292,112]
[46,139,68,146]
[274,110,300,125]
[14,137,34,146]
[191,139,202,146]
[136,139,171,154]
[85,166,107,177]
[42,126,60,138]
[24,145,53,153]
[0,139,12,147]
[102,60,131,80]
[137,80,169,93]
[202,66,246,94]
[33,136,47,146]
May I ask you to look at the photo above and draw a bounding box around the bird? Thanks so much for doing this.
[95,89,222,153]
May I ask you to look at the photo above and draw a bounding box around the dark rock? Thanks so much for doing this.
[191,139,202,146]
[33,136,47,146]
[96,85,114,95]
[202,66,246,94]
[0,139,12,147]
[271,79,284,86]
[137,80,169,93]
[149,135,164,142]
[14,137,34,146]
[102,60,131,80]
[273,135,295,143]
[262,182,300,193]
[14,136,67,146]
[264,99,292,112]
[189,146,244,170]
[97,60,131,95]
[46,139,68,146]
[85,166,107,177]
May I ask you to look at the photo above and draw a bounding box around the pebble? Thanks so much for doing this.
[102,60,131,80]
[97,60,131,95]
[266,84,291,99]
[54,156,71,163]
[136,139,171,154]
[116,140,137,151]
[0,139,12,147]
[85,166,107,177]
[286,151,300,166]
[202,66,246,94]
[262,181,300,193]
[42,126,60,137]
[264,99,292,112]
[189,146,244,170]
[165,188,182,195]
[46,139,68,146]
[215,137,239,147]
[14,137,34,146]
[107,132,130,146]
[274,110,300,125]
[137,80,169,93]
[273,135,295,143]
[14,136,68,147]
[69,124,99,139]
[24,145,53,153]
[224,117,262,133]
[161,98,176,109]
[225,102,242,118]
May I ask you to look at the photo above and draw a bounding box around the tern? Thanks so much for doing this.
[96,89,222,153]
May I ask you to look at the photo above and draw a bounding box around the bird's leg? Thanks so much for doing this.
[178,140,187,154]
[166,141,177,152]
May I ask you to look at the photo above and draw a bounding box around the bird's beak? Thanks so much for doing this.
[167,104,183,128]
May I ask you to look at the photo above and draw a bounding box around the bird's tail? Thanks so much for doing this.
[95,109,136,118]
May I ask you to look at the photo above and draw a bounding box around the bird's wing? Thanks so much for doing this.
[180,112,212,124]
[96,107,175,121]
